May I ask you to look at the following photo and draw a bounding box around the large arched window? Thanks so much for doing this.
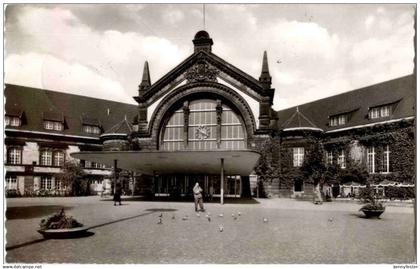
[161,99,245,151]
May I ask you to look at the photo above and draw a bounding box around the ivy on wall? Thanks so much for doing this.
[254,119,415,194]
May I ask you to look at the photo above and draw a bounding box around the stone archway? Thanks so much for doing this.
[149,82,257,150]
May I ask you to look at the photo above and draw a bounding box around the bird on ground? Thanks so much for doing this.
[172,214,175,220]
[157,217,163,224]
[219,224,224,232]
[196,213,201,217]
[263,217,268,223]
[219,213,224,217]
[182,215,188,221]
[207,216,211,222]
[238,212,241,216]
[159,213,163,218]
[328,217,334,222]
[232,213,235,218]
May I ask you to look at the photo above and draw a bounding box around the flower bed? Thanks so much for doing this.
[38,208,88,238]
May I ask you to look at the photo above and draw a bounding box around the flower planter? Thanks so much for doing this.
[38,227,89,239]
[361,209,385,218]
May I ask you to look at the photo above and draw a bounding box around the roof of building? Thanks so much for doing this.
[280,107,323,132]
[101,118,133,137]
[5,84,138,139]
[276,75,415,132]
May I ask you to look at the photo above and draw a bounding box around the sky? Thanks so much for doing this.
[4,4,415,111]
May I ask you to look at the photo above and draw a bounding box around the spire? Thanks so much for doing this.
[139,61,151,92]
[259,51,272,89]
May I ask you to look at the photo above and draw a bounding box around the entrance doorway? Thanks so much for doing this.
[154,175,242,198]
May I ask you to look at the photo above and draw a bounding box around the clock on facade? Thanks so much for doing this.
[195,125,210,140]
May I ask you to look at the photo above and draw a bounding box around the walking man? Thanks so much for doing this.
[193,182,204,212]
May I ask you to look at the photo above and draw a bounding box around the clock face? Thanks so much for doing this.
[195,125,210,140]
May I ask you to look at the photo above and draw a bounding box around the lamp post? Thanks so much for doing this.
[113,159,118,194]
[220,158,224,205]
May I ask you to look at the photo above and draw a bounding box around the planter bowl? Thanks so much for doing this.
[361,209,385,218]
[38,227,89,239]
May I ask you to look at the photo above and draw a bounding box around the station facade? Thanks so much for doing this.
[4,31,416,199]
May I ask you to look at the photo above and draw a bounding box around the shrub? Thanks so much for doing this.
[358,185,385,211]
[385,186,415,200]
[39,208,83,230]
[360,203,385,211]
[5,189,21,198]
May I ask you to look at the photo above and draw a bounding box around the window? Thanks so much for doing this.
[83,125,101,134]
[369,107,380,119]
[329,114,347,126]
[293,147,305,167]
[380,106,390,117]
[161,99,245,151]
[5,116,21,127]
[44,121,63,131]
[40,149,53,166]
[44,121,54,130]
[326,151,333,165]
[221,105,245,150]
[55,178,62,190]
[337,150,346,169]
[7,147,22,164]
[5,176,17,190]
[53,151,65,167]
[41,176,52,190]
[85,160,91,168]
[367,146,375,174]
[369,105,391,119]
[91,162,104,169]
[381,145,390,173]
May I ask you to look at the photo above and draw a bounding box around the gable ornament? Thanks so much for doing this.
[185,61,219,83]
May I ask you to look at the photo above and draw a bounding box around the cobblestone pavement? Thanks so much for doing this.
[5,196,416,264]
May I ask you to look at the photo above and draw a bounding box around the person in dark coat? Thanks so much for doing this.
[113,183,122,206]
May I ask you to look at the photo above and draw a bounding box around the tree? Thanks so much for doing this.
[301,142,326,186]
[55,161,86,196]
[300,142,326,203]
[338,160,369,185]
[254,138,280,198]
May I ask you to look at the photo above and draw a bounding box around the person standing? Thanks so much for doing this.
[193,182,204,212]
[113,182,122,206]
[209,184,214,201]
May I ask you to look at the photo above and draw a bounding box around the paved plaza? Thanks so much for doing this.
[4,196,416,264]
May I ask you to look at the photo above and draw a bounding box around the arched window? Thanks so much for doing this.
[161,99,245,151]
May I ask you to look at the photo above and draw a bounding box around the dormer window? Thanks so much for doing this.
[5,116,21,127]
[5,107,24,127]
[81,116,101,134]
[44,120,63,131]
[369,105,391,119]
[329,114,347,127]
[83,125,101,134]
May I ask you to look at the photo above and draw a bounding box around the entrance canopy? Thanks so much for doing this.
[71,150,261,176]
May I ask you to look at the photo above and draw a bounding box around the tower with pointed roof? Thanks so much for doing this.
[137,61,151,131]
[258,51,275,130]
